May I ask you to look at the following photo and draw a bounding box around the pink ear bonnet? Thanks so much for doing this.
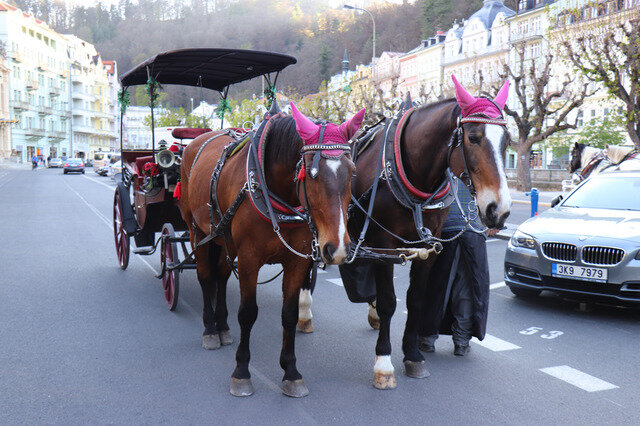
[290,102,365,156]
[452,75,509,119]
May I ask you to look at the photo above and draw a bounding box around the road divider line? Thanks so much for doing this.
[471,333,521,351]
[490,281,506,290]
[326,278,343,287]
[83,174,116,190]
[540,366,618,392]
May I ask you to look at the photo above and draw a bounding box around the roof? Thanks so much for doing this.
[469,0,515,29]
[120,48,297,92]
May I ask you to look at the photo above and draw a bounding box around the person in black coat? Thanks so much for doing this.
[418,183,497,356]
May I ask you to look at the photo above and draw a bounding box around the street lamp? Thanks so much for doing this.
[343,4,376,70]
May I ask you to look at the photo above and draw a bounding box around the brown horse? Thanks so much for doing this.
[179,103,364,397]
[303,76,513,388]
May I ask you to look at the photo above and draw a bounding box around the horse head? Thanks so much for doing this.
[452,75,512,229]
[569,142,588,173]
[290,102,365,264]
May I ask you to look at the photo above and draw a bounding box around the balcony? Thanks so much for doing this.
[26,80,39,91]
[10,100,30,111]
[38,62,49,72]
[50,130,67,140]
[9,50,24,62]
[25,128,46,140]
[71,74,83,84]
[73,124,98,135]
[49,86,62,97]
[38,106,56,116]
[72,91,95,101]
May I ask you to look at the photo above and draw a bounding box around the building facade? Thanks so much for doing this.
[1,1,72,162]
[372,51,402,98]
[0,45,10,160]
[67,35,117,160]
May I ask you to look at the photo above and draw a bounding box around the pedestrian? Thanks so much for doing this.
[47,155,51,167]
[418,181,499,356]
[31,155,37,169]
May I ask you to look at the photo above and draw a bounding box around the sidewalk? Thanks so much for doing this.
[0,161,31,170]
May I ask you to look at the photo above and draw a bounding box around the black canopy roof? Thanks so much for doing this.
[120,48,297,91]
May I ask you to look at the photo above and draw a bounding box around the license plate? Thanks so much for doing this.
[552,263,608,282]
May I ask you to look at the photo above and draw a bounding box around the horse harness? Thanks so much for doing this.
[347,99,508,262]
[192,111,351,262]
[579,151,605,180]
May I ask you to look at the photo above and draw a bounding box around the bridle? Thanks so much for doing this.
[447,109,508,197]
[275,123,352,260]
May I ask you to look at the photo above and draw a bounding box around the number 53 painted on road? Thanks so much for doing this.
[519,327,564,339]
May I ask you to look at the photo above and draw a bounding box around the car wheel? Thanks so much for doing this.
[508,285,541,298]
[82,170,85,174]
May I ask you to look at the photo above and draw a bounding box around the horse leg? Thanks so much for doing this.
[367,300,380,330]
[297,264,315,333]
[194,238,220,350]
[281,261,311,397]
[372,262,397,390]
[214,253,233,346]
[401,259,434,379]
[230,257,259,397]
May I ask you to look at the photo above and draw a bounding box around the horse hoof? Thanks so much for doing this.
[230,378,254,397]
[297,319,314,333]
[202,334,221,350]
[282,379,309,398]
[219,330,233,346]
[372,372,397,390]
[403,360,430,379]
[367,305,380,330]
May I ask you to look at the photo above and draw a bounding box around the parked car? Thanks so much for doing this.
[63,158,85,174]
[48,158,63,168]
[109,160,123,181]
[504,170,640,305]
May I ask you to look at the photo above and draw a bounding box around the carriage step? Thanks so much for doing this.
[133,247,155,255]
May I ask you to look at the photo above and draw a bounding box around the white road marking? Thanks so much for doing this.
[83,174,116,190]
[63,177,159,275]
[540,366,618,392]
[471,333,521,351]
[490,281,506,290]
[326,278,343,287]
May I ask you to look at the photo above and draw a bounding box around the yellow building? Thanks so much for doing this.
[66,34,117,160]
[350,63,372,98]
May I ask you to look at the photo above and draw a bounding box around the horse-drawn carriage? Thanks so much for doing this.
[112,48,296,310]
[112,47,515,397]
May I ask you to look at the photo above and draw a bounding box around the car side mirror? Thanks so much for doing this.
[550,195,563,208]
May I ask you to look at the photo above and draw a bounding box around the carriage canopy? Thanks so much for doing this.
[120,48,297,91]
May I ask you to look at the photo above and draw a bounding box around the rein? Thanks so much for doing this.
[579,151,605,180]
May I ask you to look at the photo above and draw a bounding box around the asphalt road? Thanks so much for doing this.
[2,167,639,424]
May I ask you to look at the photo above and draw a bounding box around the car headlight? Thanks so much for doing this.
[635,250,640,260]
[510,230,536,250]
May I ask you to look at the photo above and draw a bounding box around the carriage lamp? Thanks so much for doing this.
[510,230,536,250]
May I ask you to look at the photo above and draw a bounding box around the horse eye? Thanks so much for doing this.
[468,136,481,145]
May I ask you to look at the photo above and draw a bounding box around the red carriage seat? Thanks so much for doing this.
[171,127,212,140]
[134,155,154,176]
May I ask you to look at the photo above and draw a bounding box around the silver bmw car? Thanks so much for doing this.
[504,170,640,305]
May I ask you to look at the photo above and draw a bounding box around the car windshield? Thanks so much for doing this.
[94,154,104,161]
[68,159,83,165]
[562,175,640,211]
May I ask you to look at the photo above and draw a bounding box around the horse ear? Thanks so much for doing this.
[493,80,510,109]
[574,142,580,149]
[339,108,366,141]
[290,102,318,141]
[451,75,476,112]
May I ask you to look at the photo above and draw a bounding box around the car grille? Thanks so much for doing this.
[582,246,624,265]
[541,243,577,262]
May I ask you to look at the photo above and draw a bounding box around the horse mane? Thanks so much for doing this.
[604,145,634,164]
[262,115,303,169]
[580,146,603,169]
[414,98,461,127]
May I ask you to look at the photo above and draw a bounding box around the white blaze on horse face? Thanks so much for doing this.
[298,289,312,321]
[325,159,341,177]
[476,125,512,221]
[374,355,394,374]
[333,205,348,263]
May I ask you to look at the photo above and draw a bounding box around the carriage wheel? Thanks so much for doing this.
[113,190,130,270]
[161,223,180,311]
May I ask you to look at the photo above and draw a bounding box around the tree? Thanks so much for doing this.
[480,46,594,191]
[557,5,640,148]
